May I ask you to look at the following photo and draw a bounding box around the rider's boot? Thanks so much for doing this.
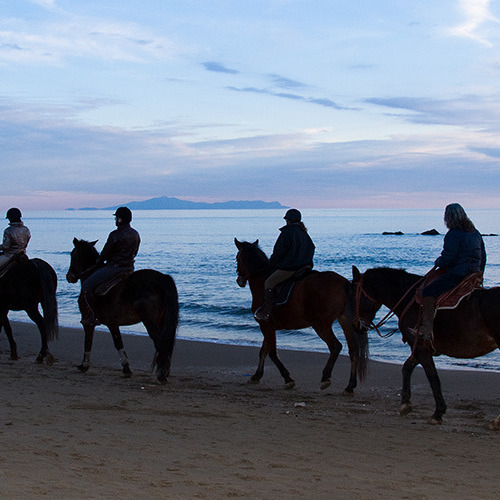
[419,296,436,341]
[254,288,274,321]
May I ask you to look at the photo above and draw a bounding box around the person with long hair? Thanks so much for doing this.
[420,203,486,339]
[254,208,315,321]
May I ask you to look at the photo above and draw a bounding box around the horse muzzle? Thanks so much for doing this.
[66,271,78,283]
[236,275,247,288]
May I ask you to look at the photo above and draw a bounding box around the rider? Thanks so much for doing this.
[254,208,315,321]
[419,203,486,340]
[80,206,141,325]
[0,208,31,272]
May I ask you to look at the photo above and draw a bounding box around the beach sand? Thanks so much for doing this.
[1,321,499,499]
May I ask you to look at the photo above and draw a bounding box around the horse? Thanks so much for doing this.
[0,256,58,363]
[66,238,179,383]
[350,265,500,426]
[235,239,365,392]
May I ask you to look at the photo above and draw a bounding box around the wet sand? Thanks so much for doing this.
[1,321,499,498]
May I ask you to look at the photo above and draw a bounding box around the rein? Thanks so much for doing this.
[355,273,424,338]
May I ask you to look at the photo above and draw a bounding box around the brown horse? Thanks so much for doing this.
[235,239,365,392]
[66,238,179,383]
[350,265,500,426]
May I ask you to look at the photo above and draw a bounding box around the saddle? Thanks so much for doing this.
[0,253,29,279]
[94,271,131,296]
[274,268,317,306]
[415,270,483,311]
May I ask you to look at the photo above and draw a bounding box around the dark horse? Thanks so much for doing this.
[351,266,500,427]
[235,239,365,392]
[0,256,58,363]
[66,238,179,383]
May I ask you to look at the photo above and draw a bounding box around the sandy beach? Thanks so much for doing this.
[1,321,499,499]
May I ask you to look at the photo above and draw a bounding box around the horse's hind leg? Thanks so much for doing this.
[312,325,342,390]
[1,315,19,360]
[26,307,54,365]
[108,325,132,377]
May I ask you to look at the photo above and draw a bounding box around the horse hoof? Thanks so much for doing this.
[45,353,55,366]
[428,416,443,425]
[9,355,20,361]
[342,388,354,396]
[284,381,296,390]
[248,377,260,385]
[400,403,413,415]
[77,364,89,373]
[122,367,132,378]
[488,417,500,430]
[320,379,331,390]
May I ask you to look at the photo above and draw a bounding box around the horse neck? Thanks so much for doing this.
[247,274,267,310]
[371,272,421,313]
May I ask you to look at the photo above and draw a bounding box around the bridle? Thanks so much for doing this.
[354,272,423,338]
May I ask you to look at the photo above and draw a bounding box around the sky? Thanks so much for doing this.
[1,0,500,210]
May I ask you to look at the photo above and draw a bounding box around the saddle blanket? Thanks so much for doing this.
[95,271,130,296]
[274,268,317,306]
[415,271,483,311]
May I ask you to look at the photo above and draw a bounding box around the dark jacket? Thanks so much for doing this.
[269,223,315,271]
[435,227,486,278]
[99,224,140,271]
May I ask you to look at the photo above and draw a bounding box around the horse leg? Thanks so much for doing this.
[108,325,132,377]
[414,346,447,424]
[1,315,19,360]
[77,324,95,372]
[400,355,419,415]
[25,307,54,365]
[252,327,295,389]
[312,324,342,391]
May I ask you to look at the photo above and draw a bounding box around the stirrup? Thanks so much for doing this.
[254,306,270,321]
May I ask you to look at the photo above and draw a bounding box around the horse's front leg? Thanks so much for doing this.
[1,314,19,360]
[258,324,295,389]
[108,325,132,377]
[415,346,446,424]
[78,323,95,372]
[400,354,419,415]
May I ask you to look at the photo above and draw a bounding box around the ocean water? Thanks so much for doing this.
[6,208,500,372]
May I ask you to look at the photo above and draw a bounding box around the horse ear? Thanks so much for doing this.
[352,265,361,282]
[73,237,79,246]
[234,238,242,249]
[252,239,259,246]
[90,240,98,246]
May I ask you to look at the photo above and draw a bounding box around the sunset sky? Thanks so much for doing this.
[2,0,500,209]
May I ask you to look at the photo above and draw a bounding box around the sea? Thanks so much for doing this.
[7,208,500,372]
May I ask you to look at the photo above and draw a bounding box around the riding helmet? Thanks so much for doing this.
[113,206,132,223]
[6,207,22,222]
[284,208,302,223]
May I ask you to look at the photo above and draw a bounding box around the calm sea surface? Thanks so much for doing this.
[7,208,500,372]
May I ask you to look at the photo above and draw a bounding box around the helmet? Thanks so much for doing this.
[6,207,22,222]
[113,206,132,223]
[283,208,302,223]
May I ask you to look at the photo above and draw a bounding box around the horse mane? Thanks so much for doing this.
[365,267,422,289]
[240,241,270,274]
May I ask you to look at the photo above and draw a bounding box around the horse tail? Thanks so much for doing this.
[33,258,59,341]
[154,273,179,381]
[355,328,369,382]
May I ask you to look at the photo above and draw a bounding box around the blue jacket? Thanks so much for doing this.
[269,223,315,271]
[435,228,486,277]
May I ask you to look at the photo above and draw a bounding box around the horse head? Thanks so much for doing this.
[66,238,99,283]
[234,238,269,287]
[350,265,383,332]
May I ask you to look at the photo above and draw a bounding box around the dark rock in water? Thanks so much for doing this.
[421,229,440,235]
[382,231,404,235]
[482,233,498,237]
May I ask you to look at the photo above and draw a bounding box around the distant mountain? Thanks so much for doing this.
[69,196,287,211]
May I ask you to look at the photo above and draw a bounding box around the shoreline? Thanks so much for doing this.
[1,321,499,498]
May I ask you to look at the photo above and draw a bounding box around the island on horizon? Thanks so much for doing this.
[68,196,288,211]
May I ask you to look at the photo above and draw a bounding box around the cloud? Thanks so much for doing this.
[202,61,239,74]
[365,94,500,129]
[267,73,309,89]
[448,0,499,47]
[226,86,347,109]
